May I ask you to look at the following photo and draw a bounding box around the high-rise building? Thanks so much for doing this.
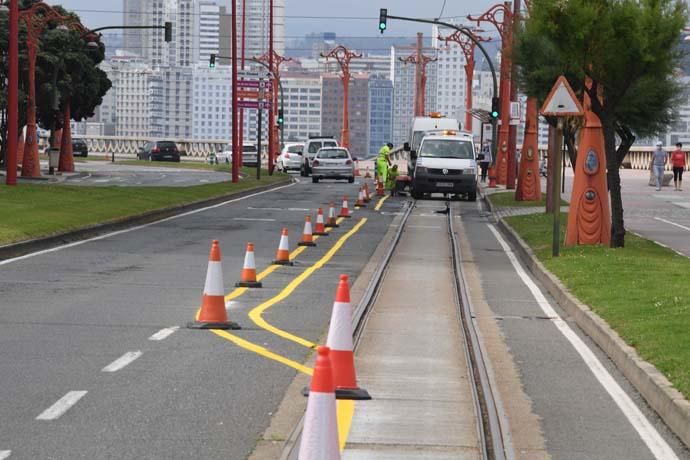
[237,0,286,58]
[195,1,220,64]
[432,25,467,127]
[321,73,370,157]
[390,44,438,146]
[192,64,232,140]
[149,66,194,139]
[368,75,393,156]
[282,73,322,141]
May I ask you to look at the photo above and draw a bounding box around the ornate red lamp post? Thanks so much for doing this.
[438,29,490,133]
[468,2,513,187]
[321,46,361,149]
[5,0,19,185]
[256,50,291,174]
[399,33,437,117]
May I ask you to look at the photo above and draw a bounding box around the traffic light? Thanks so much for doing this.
[379,9,387,34]
[164,21,172,42]
[277,109,284,127]
[491,96,500,120]
[209,53,216,69]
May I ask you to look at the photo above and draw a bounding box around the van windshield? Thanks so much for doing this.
[243,145,257,153]
[419,140,474,159]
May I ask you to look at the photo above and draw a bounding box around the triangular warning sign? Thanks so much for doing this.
[540,76,584,117]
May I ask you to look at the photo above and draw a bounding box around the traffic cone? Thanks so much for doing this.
[338,196,351,218]
[187,240,240,330]
[273,228,293,266]
[326,202,339,228]
[363,183,371,203]
[376,179,385,196]
[354,159,360,177]
[364,166,372,178]
[235,242,262,288]
[299,215,317,247]
[313,208,329,236]
[355,187,366,207]
[297,346,340,460]
[327,275,371,400]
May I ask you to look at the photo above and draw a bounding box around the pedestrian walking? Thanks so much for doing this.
[651,141,667,191]
[671,142,686,191]
[479,142,491,182]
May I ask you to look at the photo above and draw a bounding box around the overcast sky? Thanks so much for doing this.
[54,0,501,42]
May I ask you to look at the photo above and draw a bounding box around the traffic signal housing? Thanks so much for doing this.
[379,9,387,34]
[164,22,172,42]
[491,96,500,120]
[209,53,216,69]
[277,109,284,127]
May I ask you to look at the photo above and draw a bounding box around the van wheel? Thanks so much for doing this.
[468,191,477,202]
[348,177,355,183]
[312,176,319,183]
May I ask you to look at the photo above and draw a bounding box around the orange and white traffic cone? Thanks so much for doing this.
[326,202,339,228]
[338,196,351,218]
[376,179,385,196]
[363,183,371,203]
[187,240,240,330]
[299,215,317,247]
[236,242,262,288]
[355,187,366,207]
[298,346,340,460]
[313,208,329,236]
[327,275,371,400]
[273,228,293,266]
[354,159,360,177]
[364,166,372,178]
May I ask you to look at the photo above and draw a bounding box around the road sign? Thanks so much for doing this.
[540,75,584,117]
[238,90,260,99]
[238,100,272,109]
[237,69,271,80]
[237,80,261,88]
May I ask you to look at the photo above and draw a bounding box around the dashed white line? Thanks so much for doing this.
[0,450,11,460]
[36,391,88,421]
[488,224,679,460]
[654,216,690,232]
[101,351,143,373]
[148,326,180,341]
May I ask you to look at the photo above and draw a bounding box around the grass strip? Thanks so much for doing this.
[0,172,288,245]
[488,191,568,208]
[113,159,237,172]
[506,212,690,398]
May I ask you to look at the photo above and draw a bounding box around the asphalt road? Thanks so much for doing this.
[0,177,398,459]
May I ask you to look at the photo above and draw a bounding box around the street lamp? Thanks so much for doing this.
[321,46,362,150]
[3,0,18,185]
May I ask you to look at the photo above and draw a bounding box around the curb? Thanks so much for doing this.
[0,178,293,262]
[482,192,690,449]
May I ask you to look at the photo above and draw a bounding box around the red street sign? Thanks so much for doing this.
[238,90,260,99]
[237,80,260,88]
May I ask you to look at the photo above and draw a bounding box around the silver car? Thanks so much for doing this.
[276,143,304,172]
[311,148,355,183]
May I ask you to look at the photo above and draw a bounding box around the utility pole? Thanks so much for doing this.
[231,0,239,182]
[399,34,436,117]
[5,0,18,185]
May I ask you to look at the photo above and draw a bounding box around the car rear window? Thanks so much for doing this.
[243,145,257,153]
[317,149,349,159]
[157,141,178,149]
[287,145,303,153]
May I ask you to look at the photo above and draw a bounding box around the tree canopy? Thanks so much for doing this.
[515,0,688,246]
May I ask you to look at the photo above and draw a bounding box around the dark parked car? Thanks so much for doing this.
[71,138,88,157]
[137,141,181,162]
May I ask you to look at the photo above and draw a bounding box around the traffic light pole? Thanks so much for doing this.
[382,12,499,167]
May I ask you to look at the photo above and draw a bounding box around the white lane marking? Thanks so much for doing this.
[247,206,283,211]
[487,225,679,460]
[36,391,88,421]
[287,207,310,211]
[101,351,143,373]
[148,326,179,341]
[233,217,277,222]
[0,182,296,267]
[654,216,690,232]
[0,450,11,460]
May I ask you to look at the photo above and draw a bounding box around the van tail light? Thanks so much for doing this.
[284,153,290,158]
[312,160,320,166]
[345,159,352,165]
[152,147,160,153]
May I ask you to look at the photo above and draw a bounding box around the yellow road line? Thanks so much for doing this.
[248,218,368,349]
[211,329,314,376]
[374,194,390,211]
[337,400,355,451]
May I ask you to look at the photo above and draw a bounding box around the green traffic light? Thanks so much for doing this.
[379,22,386,30]
[491,111,498,118]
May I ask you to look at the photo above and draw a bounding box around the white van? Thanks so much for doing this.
[405,114,460,174]
[411,130,478,201]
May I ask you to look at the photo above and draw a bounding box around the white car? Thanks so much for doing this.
[216,143,258,166]
[276,143,304,172]
[216,144,233,164]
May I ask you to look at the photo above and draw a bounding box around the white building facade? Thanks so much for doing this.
[237,0,286,58]
[195,1,221,65]
[281,73,322,141]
